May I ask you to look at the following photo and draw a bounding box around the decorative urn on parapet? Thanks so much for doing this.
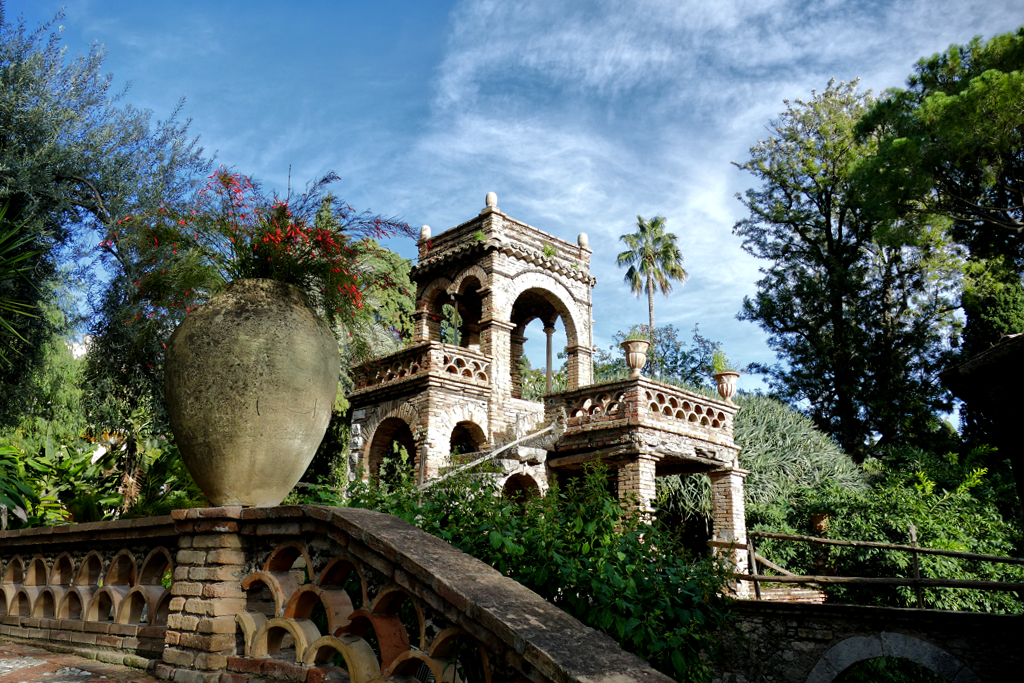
[621,326,652,378]
[118,168,413,506]
[711,348,740,403]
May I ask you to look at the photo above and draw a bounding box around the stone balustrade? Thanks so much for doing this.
[547,377,737,449]
[0,516,177,668]
[351,342,491,394]
[1,507,671,683]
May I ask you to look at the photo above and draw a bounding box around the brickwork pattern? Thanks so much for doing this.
[0,518,177,667]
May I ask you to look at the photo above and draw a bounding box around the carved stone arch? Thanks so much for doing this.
[497,470,545,504]
[805,632,980,683]
[499,270,584,347]
[48,553,75,586]
[360,400,423,479]
[417,276,453,307]
[434,403,490,452]
[449,265,489,296]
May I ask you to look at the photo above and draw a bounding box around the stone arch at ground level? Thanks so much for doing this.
[712,601,1019,682]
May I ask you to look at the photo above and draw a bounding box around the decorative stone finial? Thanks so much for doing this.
[420,225,431,241]
[485,192,497,208]
[578,233,589,248]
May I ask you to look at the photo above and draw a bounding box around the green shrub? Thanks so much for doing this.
[659,394,865,521]
[748,451,1024,613]
[300,464,731,682]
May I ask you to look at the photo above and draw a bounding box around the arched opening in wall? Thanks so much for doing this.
[835,657,947,682]
[451,277,484,351]
[502,474,539,507]
[450,421,486,457]
[511,288,570,400]
[33,590,55,618]
[60,592,82,620]
[368,418,418,484]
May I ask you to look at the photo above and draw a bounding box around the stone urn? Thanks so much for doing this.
[621,339,651,378]
[165,279,339,506]
[713,371,740,403]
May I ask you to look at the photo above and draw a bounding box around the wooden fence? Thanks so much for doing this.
[723,527,1024,606]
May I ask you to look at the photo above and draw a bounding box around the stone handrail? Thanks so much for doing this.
[351,342,491,393]
[0,507,672,683]
[547,377,737,441]
[163,505,669,683]
[0,516,178,668]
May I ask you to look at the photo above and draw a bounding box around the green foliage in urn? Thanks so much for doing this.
[106,170,413,335]
[622,324,651,342]
[710,348,736,374]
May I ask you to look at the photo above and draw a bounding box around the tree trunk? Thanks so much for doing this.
[647,278,655,330]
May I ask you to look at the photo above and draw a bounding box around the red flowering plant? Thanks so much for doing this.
[99,168,415,350]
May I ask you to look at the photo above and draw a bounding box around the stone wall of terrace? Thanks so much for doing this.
[350,342,491,395]
[0,517,177,669]
[543,377,740,467]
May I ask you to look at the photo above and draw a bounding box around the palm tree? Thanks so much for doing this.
[616,214,688,330]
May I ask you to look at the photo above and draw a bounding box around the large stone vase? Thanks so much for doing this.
[164,279,339,506]
[621,339,651,378]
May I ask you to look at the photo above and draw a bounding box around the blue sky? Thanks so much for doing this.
[7,0,1023,383]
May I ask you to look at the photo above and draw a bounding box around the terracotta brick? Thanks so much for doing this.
[206,549,247,565]
[193,520,240,533]
[189,565,245,582]
[207,598,246,616]
[174,566,192,581]
[170,597,187,612]
[96,633,123,648]
[177,550,208,565]
[194,652,229,671]
[165,630,180,646]
[71,631,98,645]
[162,646,196,667]
[202,583,246,599]
[193,534,244,549]
[198,616,240,634]
[227,656,263,674]
[154,662,176,680]
[172,669,221,683]
[168,614,200,631]
[179,631,235,652]
[84,621,112,634]
[173,581,205,597]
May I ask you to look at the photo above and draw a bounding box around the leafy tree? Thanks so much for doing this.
[0,6,208,422]
[594,324,718,388]
[734,80,960,456]
[659,394,865,535]
[856,27,1024,266]
[616,215,688,331]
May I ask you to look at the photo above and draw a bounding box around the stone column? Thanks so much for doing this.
[709,467,751,597]
[159,509,248,683]
[544,324,555,394]
[616,455,656,515]
[565,345,593,390]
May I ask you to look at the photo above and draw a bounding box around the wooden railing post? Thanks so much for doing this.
[909,524,924,609]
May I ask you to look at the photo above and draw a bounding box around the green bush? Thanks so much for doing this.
[748,451,1024,613]
[301,464,732,682]
[659,394,865,521]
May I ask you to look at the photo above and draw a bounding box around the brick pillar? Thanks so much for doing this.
[413,309,431,341]
[509,331,527,399]
[565,345,593,390]
[709,468,751,597]
[616,455,656,515]
[483,318,515,437]
[159,510,248,683]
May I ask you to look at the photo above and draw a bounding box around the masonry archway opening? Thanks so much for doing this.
[450,421,486,457]
[833,657,947,682]
[452,277,483,351]
[367,418,418,484]
[511,288,572,400]
[502,473,540,507]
